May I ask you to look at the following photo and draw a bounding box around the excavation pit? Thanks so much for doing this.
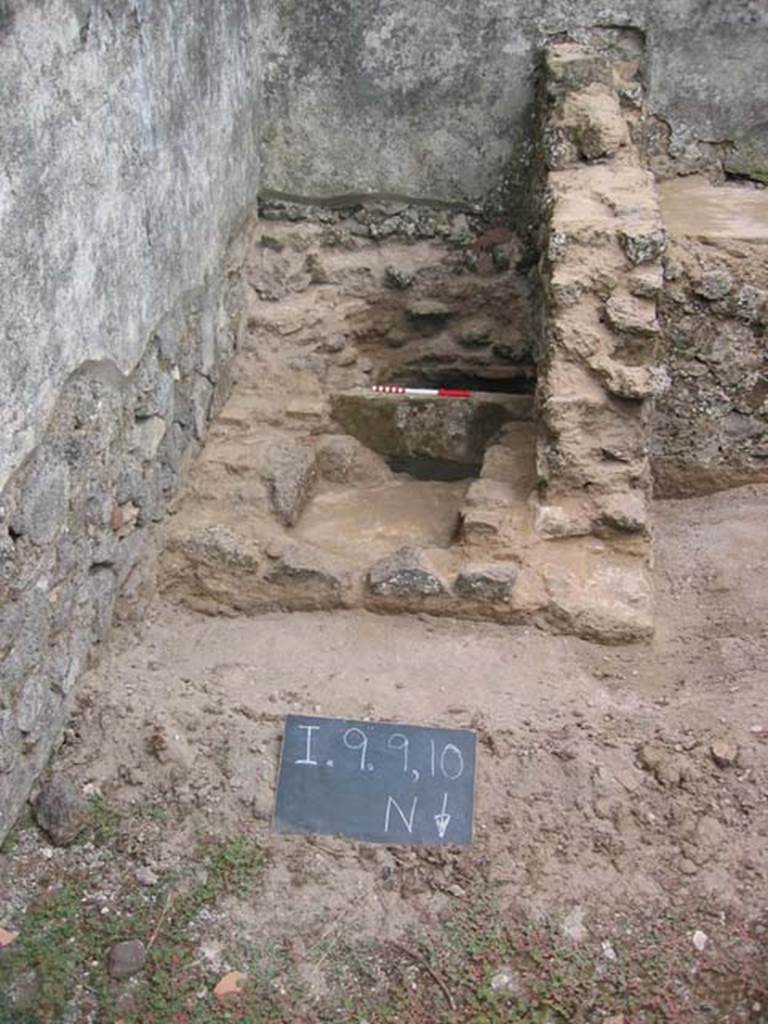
[161,211,554,624]
[159,41,669,641]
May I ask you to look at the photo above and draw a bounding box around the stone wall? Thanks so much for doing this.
[0,0,261,841]
[260,0,768,206]
[533,40,664,549]
[0,0,261,495]
[655,236,768,497]
[0,252,252,840]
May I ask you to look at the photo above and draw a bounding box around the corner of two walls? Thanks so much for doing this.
[0,0,261,842]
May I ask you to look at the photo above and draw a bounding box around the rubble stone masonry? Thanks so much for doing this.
[534,40,665,555]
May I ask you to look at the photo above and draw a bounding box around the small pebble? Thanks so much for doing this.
[108,939,147,980]
[711,740,738,768]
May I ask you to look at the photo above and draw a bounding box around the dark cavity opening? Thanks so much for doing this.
[387,455,481,482]
[375,371,536,395]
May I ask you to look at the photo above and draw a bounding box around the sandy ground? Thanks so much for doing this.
[2,484,767,1022]
[660,176,768,242]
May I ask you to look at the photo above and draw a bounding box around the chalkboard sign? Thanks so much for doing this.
[274,714,476,847]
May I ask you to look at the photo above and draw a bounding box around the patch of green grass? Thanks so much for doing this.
[89,794,122,846]
[204,835,265,893]
[0,833,269,1024]
[314,875,768,1024]
[4,829,766,1024]
[130,802,170,824]
[120,836,268,1024]
[0,882,84,1024]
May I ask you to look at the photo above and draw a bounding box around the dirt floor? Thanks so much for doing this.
[1,484,768,1023]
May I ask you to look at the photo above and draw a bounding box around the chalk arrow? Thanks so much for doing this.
[434,792,451,839]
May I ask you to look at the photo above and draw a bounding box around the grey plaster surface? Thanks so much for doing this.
[260,0,768,203]
[0,0,261,492]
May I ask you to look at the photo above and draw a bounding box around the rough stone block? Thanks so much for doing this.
[159,422,188,479]
[264,544,349,609]
[108,940,147,981]
[0,590,51,691]
[16,671,46,735]
[48,639,85,698]
[604,292,660,336]
[561,83,629,161]
[131,416,168,461]
[694,270,733,302]
[545,560,654,643]
[259,439,318,527]
[384,266,414,290]
[315,435,391,486]
[0,711,17,775]
[627,265,664,299]
[619,228,667,266]
[133,347,174,420]
[735,285,767,324]
[331,390,532,467]
[32,774,88,847]
[88,567,117,644]
[169,524,262,574]
[534,500,594,539]
[592,360,666,401]
[9,454,69,546]
[595,491,649,533]
[133,466,167,525]
[367,547,444,598]
[454,565,517,602]
[461,506,505,542]
[187,374,215,441]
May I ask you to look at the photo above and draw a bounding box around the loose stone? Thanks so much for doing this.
[108,940,147,980]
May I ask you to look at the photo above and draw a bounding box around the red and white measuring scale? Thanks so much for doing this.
[372,384,472,398]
